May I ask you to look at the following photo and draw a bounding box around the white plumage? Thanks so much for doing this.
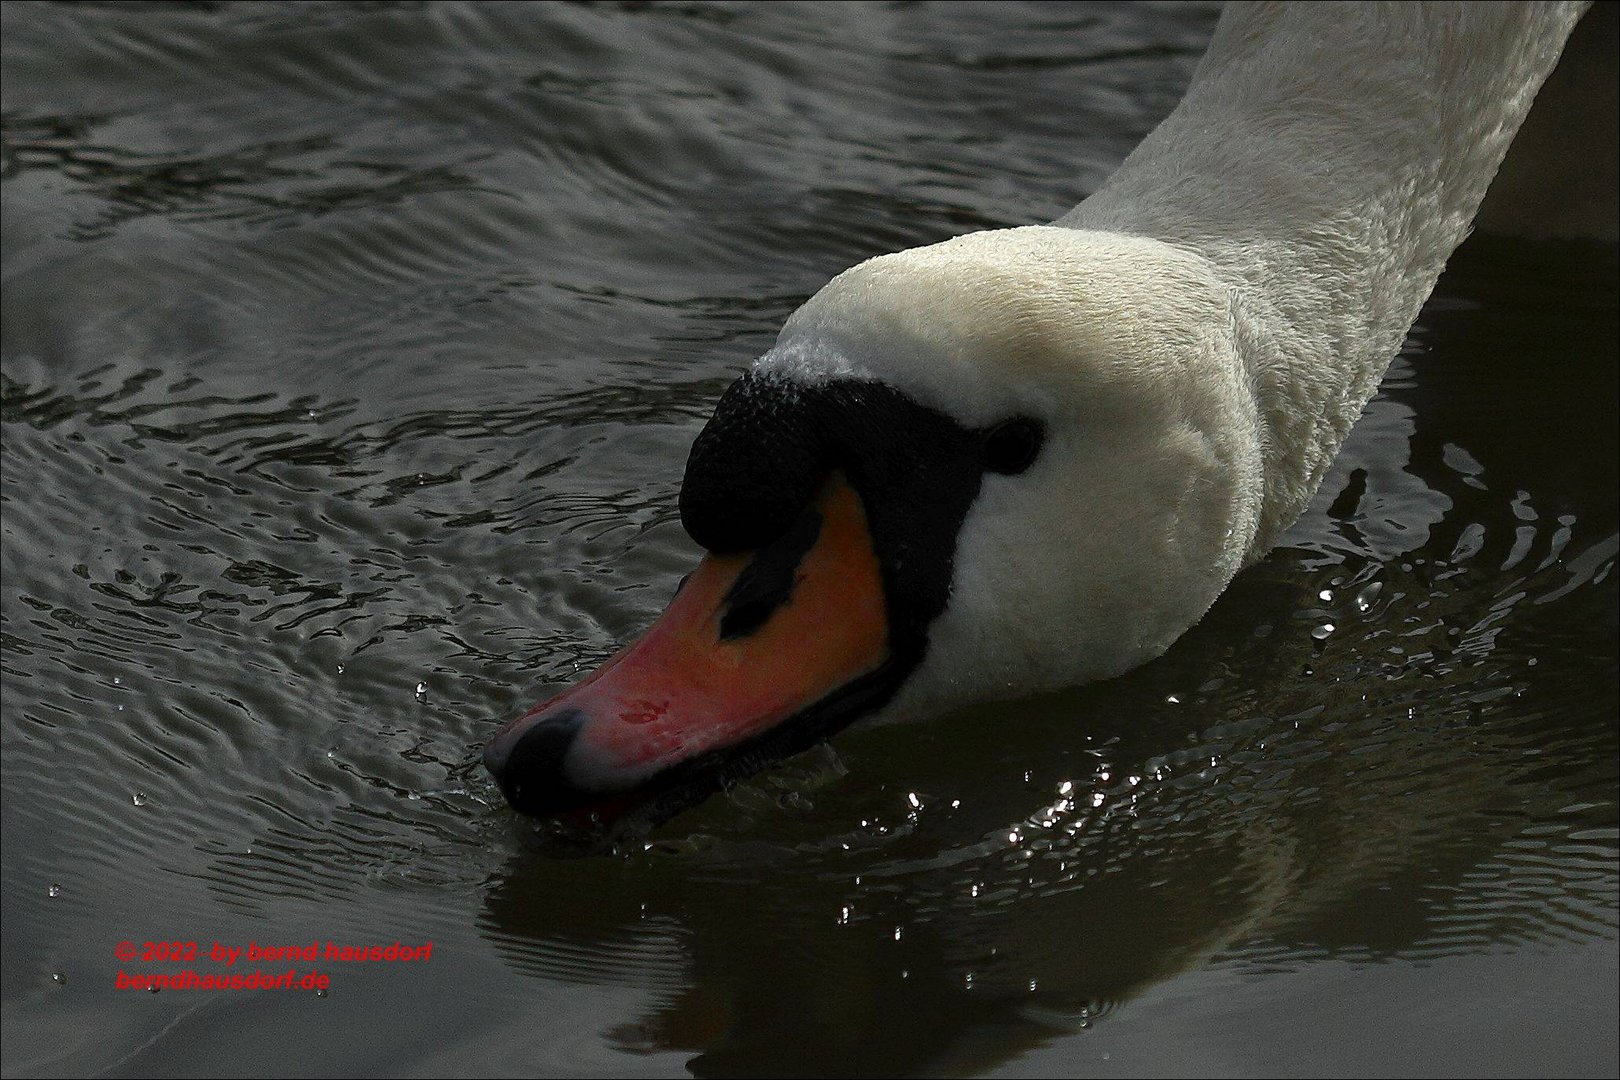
[755,2,1590,718]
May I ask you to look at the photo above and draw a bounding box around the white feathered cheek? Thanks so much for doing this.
[896,410,1253,714]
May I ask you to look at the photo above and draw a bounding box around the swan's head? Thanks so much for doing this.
[485,226,1266,825]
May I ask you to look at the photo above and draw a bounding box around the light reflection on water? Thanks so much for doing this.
[1,2,1614,1076]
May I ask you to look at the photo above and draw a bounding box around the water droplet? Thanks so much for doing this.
[1007,830,1020,843]
[1058,780,1073,795]
[414,681,427,702]
[51,972,66,986]
[113,676,121,685]
[1165,694,1181,705]
[837,905,852,926]
[406,792,422,801]
[1029,978,1039,992]
[893,926,903,941]
[145,984,161,994]
[48,883,62,898]
[950,799,961,809]
[132,792,149,807]
[1318,588,1334,602]
[970,884,980,898]
[315,987,329,998]
[336,663,345,675]
[965,972,975,989]
[1354,581,1383,613]
[116,705,123,712]
[906,791,922,809]
[1311,622,1336,641]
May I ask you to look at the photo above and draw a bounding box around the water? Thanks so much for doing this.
[2,2,1615,1076]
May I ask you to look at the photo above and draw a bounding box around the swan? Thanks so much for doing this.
[484,1,1592,824]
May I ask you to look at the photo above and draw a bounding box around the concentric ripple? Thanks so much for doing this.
[2,2,1613,1077]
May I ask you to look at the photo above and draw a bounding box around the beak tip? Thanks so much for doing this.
[484,707,594,817]
[480,732,510,779]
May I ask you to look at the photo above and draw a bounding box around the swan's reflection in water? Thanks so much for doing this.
[477,238,1617,1076]
[1,3,1610,1073]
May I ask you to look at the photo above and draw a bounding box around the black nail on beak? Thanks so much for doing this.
[482,708,596,818]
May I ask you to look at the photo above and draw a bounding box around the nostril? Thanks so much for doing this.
[484,708,591,816]
[718,503,825,640]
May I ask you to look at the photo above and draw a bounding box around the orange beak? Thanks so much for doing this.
[483,474,890,822]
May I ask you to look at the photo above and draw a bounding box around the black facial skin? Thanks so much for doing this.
[684,372,999,670]
[596,372,1040,824]
[495,372,1044,832]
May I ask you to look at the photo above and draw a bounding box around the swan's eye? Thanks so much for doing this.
[983,418,1043,475]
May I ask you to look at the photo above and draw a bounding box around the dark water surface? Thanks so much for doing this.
[3,2,1616,1076]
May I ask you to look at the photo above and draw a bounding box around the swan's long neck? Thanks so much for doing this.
[1060,1,1588,552]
